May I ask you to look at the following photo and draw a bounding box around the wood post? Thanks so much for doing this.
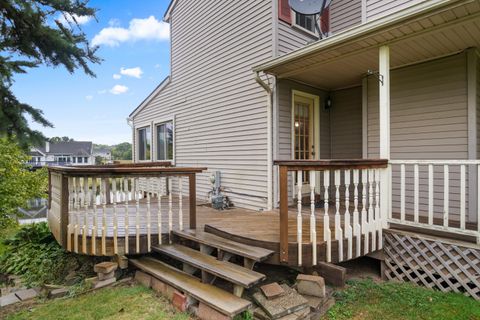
[189,173,197,230]
[279,165,289,263]
[60,174,69,247]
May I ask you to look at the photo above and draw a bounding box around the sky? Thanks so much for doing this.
[12,0,172,145]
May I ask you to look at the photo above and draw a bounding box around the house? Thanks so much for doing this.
[93,147,113,164]
[29,141,94,167]
[45,1,480,316]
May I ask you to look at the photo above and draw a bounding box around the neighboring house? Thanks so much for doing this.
[29,141,94,167]
[93,147,113,163]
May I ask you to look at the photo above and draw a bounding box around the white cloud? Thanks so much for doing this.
[120,67,143,79]
[58,13,92,26]
[85,95,93,101]
[110,85,129,95]
[92,16,169,47]
[113,74,121,80]
[108,18,121,27]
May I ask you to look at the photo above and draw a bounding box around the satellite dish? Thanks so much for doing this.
[288,0,332,15]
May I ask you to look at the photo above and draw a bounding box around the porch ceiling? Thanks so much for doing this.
[255,0,480,90]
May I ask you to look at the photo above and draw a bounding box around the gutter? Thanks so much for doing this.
[255,71,273,211]
[126,117,134,162]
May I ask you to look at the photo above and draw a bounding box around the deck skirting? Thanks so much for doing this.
[383,229,480,300]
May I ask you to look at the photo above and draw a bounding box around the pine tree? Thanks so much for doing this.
[0,0,101,148]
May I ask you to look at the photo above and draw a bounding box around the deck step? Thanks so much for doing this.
[172,229,274,262]
[152,244,266,288]
[130,257,251,317]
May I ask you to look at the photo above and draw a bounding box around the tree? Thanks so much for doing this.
[0,0,101,148]
[0,138,48,227]
[49,136,74,143]
[111,142,132,161]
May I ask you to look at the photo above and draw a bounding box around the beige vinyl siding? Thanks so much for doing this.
[330,87,363,159]
[277,21,316,55]
[477,53,480,159]
[367,53,469,220]
[330,0,362,34]
[133,0,273,210]
[365,0,426,21]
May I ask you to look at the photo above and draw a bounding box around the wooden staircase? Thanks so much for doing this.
[130,228,274,318]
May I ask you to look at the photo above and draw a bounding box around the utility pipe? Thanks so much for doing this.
[255,71,273,211]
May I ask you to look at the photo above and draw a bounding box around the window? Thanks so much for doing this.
[293,12,316,34]
[84,157,88,163]
[77,157,83,163]
[137,126,151,161]
[156,121,174,161]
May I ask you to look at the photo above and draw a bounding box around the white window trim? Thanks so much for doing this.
[291,10,318,37]
[153,115,176,165]
[135,121,153,162]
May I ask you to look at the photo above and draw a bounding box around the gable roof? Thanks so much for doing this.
[37,141,93,156]
[163,0,177,22]
[129,76,171,118]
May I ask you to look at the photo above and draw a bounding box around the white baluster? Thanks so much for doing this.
[124,178,129,254]
[344,170,352,260]
[444,165,449,227]
[309,171,317,266]
[353,170,361,257]
[158,177,163,245]
[323,170,331,263]
[112,178,118,255]
[82,177,88,254]
[101,178,107,256]
[368,170,375,252]
[414,164,419,223]
[135,178,140,253]
[361,170,369,254]
[428,164,434,226]
[74,177,80,253]
[297,170,303,266]
[400,164,405,221]
[168,178,173,243]
[179,177,183,231]
[146,178,152,252]
[67,177,74,252]
[91,178,97,255]
[334,170,343,262]
[460,165,466,230]
[375,169,382,249]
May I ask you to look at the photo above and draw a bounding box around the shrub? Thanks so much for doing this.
[0,223,94,287]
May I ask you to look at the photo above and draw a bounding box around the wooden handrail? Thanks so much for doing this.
[48,165,206,176]
[276,159,388,264]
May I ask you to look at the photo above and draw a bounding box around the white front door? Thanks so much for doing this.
[292,91,320,192]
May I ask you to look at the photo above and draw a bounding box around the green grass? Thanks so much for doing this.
[5,285,191,320]
[326,279,480,320]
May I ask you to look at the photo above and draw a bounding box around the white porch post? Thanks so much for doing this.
[379,45,391,231]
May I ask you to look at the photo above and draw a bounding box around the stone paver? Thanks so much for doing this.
[260,282,285,300]
[0,293,20,307]
[15,288,38,301]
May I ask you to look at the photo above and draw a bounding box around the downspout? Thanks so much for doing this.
[255,71,273,211]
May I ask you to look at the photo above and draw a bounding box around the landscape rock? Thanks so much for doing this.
[309,297,336,320]
[261,282,285,300]
[0,293,20,307]
[98,270,115,281]
[93,277,116,289]
[49,287,69,299]
[253,284,308,319]
[94,261,118,274]
[296,274,325,298]
[135,270,152,288]
[254,306,310,320]
[197,302,230,320]
[15,288,38,301]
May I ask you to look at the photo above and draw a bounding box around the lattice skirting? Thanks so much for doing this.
[383,230,480,300]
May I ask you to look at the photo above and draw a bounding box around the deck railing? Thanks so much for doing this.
[275,160,389,266]
[47,163,205,256]
[389,160,480,243]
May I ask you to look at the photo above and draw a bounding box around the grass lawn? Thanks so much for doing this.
[3,285,192,320]
[326,279,480,320]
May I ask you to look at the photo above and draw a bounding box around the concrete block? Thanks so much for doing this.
[0,293,20,307]
[197,302,230,320]
[15,288,38,301]
[94,262,118,274]
[49,288,69,299]
[98,270,115,281]
[296,274,325,298]
[172,291,188,312]
[93,277,116,289]
[151,278,175,300]
[135,270,152,288]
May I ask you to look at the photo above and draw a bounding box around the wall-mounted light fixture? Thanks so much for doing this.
[324,95,332,110]
[366,69,384,85]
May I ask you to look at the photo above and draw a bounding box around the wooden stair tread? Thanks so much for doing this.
[130,257,250,317]
[173,229,274,261]
[152,244,265,287]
